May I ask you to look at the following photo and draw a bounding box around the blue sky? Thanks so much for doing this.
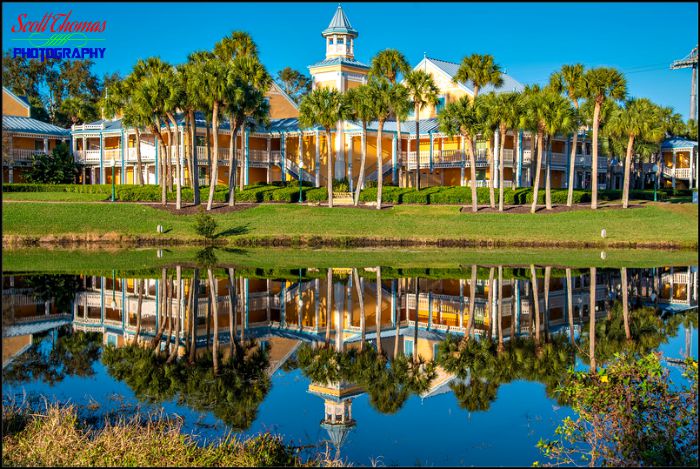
[3,2,698,120]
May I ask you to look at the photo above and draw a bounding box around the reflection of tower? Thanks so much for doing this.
[309,380,362,455]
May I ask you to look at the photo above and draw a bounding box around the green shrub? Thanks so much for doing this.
[305,187,328,202]
[269,186,305,203]
[194,210,218,241]
[332,178,350,192]
[400,186,443,204]
[236,185,278,202]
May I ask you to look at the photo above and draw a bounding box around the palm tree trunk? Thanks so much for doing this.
[589,267,597,373]
[414,105,421,190]
[354,123,367,206]
[190,268,199,364]
[153,127,168,206]
[376,266,382,357]
[376,122,384,209]
[591,102,601,209]
[326,130,334,208]
[544,266,551,343]
[621,267,631,341]
[488,268,495,339]
[184,118,194,190]
[488,139,495,208]
[545,137,552,210]
[566,268,574,346]
[166,113,182,210]
[622,134,634,209]
[325,268,333,345]
[207,268,220,375]
[135,129,144,186]
[165,277,173,355]
[498,128,506,212]
[207,103,220,211]
[228,268,237,359]
[353,268,365,351]
[530,129,544,213]
[190,111,200,206]
[467,265,476,340]
[135,279,143,344]
[396,116,403,186]
[497,266,503,353]
[467,137,478,213]
[228,119,238,206]
[163,120,173,193]
[394,280,401,358]
[151,268,168,351]
[567,131,579,206]
[530,265,541,348]
[167,266,182,364]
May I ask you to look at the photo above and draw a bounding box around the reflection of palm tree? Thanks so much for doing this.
[589,267,597,373]
[150,268,168,352]
[189,269,200,365]
[497,266,504,353]
[376,266,382,357]
[167,266,183,364]
[413,277,419,363]
[135,279,143,345]
[227,267,238,359]
[326,268,333,346]
[566,268,575,346]
[621,267,631,341]
[544,266,551,343]
[488,267,495,338]
[352,268,366,351]
[394,280,401,358]
[467,265,477,341]
[530,265,542,350]
[207,268,220,375]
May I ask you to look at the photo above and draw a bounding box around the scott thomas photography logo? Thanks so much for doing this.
[10,10,106,61]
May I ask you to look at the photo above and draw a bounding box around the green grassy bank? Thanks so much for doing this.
[3,200,697,249]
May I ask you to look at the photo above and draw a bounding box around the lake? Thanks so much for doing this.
[2,248,698,466]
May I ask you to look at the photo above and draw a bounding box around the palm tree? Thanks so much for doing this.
[163,67,185,210]
[299,88,348,208]
[486,92,521,211]
[404,70,439,190]
[454,53,504,99]
[366,79,393,209]
[530,265,541,351]
[200,58,229,211]
[214,31,258,60]
[369,49,411,186]
[353,268,366,351]
[476,93,498,208]
[207,268,220,375]
[549,64,586,207]
[439,96,480,212]
[345,85,377,205]
[605,98,665,208]
[519,87,546,213]
[583,68,627,209]
[540,92,577,210]
[620,267,631,341]
[565,268,575,347]
[589,267,597,373]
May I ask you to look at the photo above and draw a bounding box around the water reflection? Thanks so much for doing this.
[2,264,697,463]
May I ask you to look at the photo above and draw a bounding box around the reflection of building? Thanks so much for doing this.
[308,378,361,454]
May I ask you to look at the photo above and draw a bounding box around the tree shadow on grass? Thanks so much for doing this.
[216,224,250,238]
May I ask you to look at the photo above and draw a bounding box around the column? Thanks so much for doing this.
[459,279,464,329]
[335,123,344,181]
[120,130,126,184]
[348,135,354,192]
[516,130,523,187]
[266,136,272,184]
[672,150,677,189]
[281,132,287,182]
[391,133,398,185]
[564,137,570,189]
[82,167,86,185]
[689,147,694,189]
[99,133,105,183]
[314,130,320,187]
[298,133,304,182]
[460,136,466,186]
[494,131,500,189]
[43,137,48,154]
[154,138,159,185]
[244,128,250,186]
[429,131,434,174]
[180,127,185,185]
[71,136,77,155]
[8,166,13,184]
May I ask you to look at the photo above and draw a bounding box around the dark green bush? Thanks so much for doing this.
[269,186,305,203]
[332,178,350,192]
[400,186,443,204]
[236,185,278,202]
[305,187,328,202]
[194,211,218,241]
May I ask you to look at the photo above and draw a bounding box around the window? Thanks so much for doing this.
[436,96,446,113]
[34,140,43,151]
[328,38,334,45]
[337,37,344,45]
[404,339,414,357]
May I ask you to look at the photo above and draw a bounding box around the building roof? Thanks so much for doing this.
[425,57,525,94]
[322,4,358,37]
[661,137,698,150]
[2,86,31,109]
[308,57,369,70]
[3,115,70,136]
[347,117,440,136]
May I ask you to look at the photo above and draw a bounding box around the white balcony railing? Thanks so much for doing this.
[662,167,691,179]
[9,148,40,162]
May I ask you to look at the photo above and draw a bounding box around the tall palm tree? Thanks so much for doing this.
[366,78,393,209]
[519,87,547,213]
[200,58,229,210]
[549,64,586,207]
[369,49,411,186]
[404,70,439,190]
[540,92,577,210]
[454,53,504,99]
[345,85,377,205]
[583,68,627,209]
[605,98,665,208]
[163,66,185,210]
[214,31,259,60]
[439,96,480,212]
[476,92,498,208]
[299,88,348,208]
[486,92,521,211]
[390,84,411,186]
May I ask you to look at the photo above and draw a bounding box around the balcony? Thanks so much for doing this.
[402,150,488,170]
[662,166,691,179]
[7,148,40,163]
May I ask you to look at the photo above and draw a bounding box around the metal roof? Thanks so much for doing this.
[3,115,70,136]
[347,117,440,136]
[322,4,358,37]
[661,137,698,150]
[426,57,525,94]
[308,57,369,70]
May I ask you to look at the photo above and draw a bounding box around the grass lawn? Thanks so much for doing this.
[2,200,697,248]
[3,247,698,276]
[3,191,109,202]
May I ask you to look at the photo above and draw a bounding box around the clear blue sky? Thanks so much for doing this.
[3,2,698,119]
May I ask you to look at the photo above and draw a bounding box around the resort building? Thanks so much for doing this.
[659,137,697,190]
[2,87,71,183]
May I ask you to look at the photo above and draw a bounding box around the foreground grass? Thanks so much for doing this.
[1,404,326,467]
[2,201,698,248]
[2,247,697,276]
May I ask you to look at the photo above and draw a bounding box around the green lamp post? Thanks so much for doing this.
[652,164,659,202]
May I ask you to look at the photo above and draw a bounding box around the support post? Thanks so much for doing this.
[314,130,320,187]
[460,135,466,186]
[244,128,249,186]
[392,132,398,184]
[429,131,434,174]
[516,130,523,187]
[494,130,500,189]
[99,133,104,184]
[154,138,159,185]
[281,132,287,182]
[672,150,677,189]
[266,136,272,184]
[348,135,354,192]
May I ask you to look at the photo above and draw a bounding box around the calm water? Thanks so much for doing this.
[2,259,698,466]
